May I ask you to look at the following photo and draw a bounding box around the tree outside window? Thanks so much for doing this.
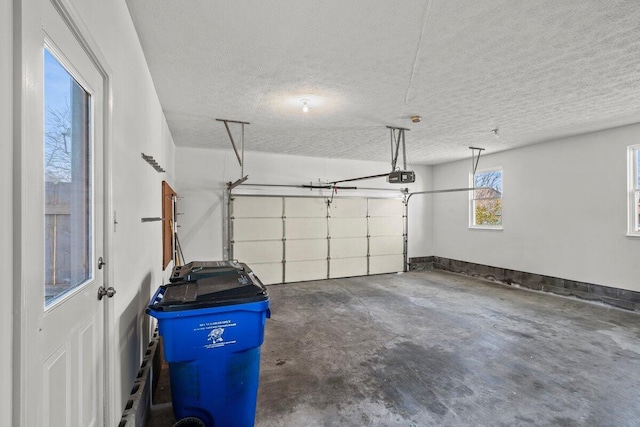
[472,169,502,227]
[44,48,91,305]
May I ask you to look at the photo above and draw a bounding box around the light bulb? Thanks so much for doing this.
[301,99,310,113]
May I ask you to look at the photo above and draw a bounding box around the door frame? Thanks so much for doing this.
[13,0,116,425]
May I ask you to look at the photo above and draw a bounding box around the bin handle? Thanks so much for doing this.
[149,286,166,307]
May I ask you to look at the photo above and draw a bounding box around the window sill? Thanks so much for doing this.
[469,226,503,231]
[626,233,640,238]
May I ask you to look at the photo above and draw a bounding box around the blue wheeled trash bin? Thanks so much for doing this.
[147,263,270,427]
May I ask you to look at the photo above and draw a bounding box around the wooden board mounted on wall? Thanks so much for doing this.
[162,181,177,270]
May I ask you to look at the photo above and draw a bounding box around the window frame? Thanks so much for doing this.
[43,43,96,308]
[469,166,503,230]
[628,145,640,237]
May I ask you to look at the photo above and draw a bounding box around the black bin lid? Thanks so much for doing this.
[150,271,268,312]
[170,260,246,282]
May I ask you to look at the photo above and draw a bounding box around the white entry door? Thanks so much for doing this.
[21,1,108,426]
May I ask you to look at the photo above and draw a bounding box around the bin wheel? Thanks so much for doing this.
[173,417,206,427]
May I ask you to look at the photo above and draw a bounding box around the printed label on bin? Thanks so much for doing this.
[194,320,237,349]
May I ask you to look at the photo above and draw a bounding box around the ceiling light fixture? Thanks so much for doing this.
[301,99,310,113]
[492,128,499,138]
[411,115,422,123]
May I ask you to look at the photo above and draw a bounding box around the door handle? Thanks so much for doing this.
[97,286,116,301]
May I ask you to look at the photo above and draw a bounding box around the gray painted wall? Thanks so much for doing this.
[432,123,640,292]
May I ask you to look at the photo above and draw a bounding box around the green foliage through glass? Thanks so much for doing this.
[473,170,502,226]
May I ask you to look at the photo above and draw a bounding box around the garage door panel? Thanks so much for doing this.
[286,239,328,261]
[285,197,327,217]
[233,218,283,241]
[330,198,367,218]
[231,196,405,282]
[330,238,367,258]
[249,263,283,285]
[330,257,368,278]
[233,196,282,218]
[369,254,404,274]
[369,217,403,236]
[234,240,282,263]
[330,218,367,238]
[368,199,404,217]
[370,236,404,256]
[285,260,327,282]
[285,218,327,239]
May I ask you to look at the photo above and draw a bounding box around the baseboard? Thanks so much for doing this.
[408,256,640,312]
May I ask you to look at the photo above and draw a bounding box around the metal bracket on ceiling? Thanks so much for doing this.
[325,126,414,186]
[227,175,249,190]
[216,118,250,177]
[388,126,410,172]
[469,146,485,179]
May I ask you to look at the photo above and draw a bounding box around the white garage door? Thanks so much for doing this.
[231,196,284,285]
[231,195,405,284]
[368,198,405,274]
[329,198,368,279]
[284,197,328,282]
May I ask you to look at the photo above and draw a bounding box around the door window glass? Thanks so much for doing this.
[44,48,92,306]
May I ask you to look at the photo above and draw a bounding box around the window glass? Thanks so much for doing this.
[44,48,92,306]
[472,169,502,227]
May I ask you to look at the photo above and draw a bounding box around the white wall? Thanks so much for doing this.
[10,0,176,423]
[176,147,433,265]
[73,0,177,417]
[2,0,13,425]
[88,1,177,413]
[432,123,640,292]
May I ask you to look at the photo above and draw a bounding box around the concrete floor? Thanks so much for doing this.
[148,270,640,426]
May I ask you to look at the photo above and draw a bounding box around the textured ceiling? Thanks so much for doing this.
[126,0,640,165]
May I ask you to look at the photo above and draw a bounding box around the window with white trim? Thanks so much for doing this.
[471,168,502,228]
[44,48,92,306]
[628,145,640,235]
